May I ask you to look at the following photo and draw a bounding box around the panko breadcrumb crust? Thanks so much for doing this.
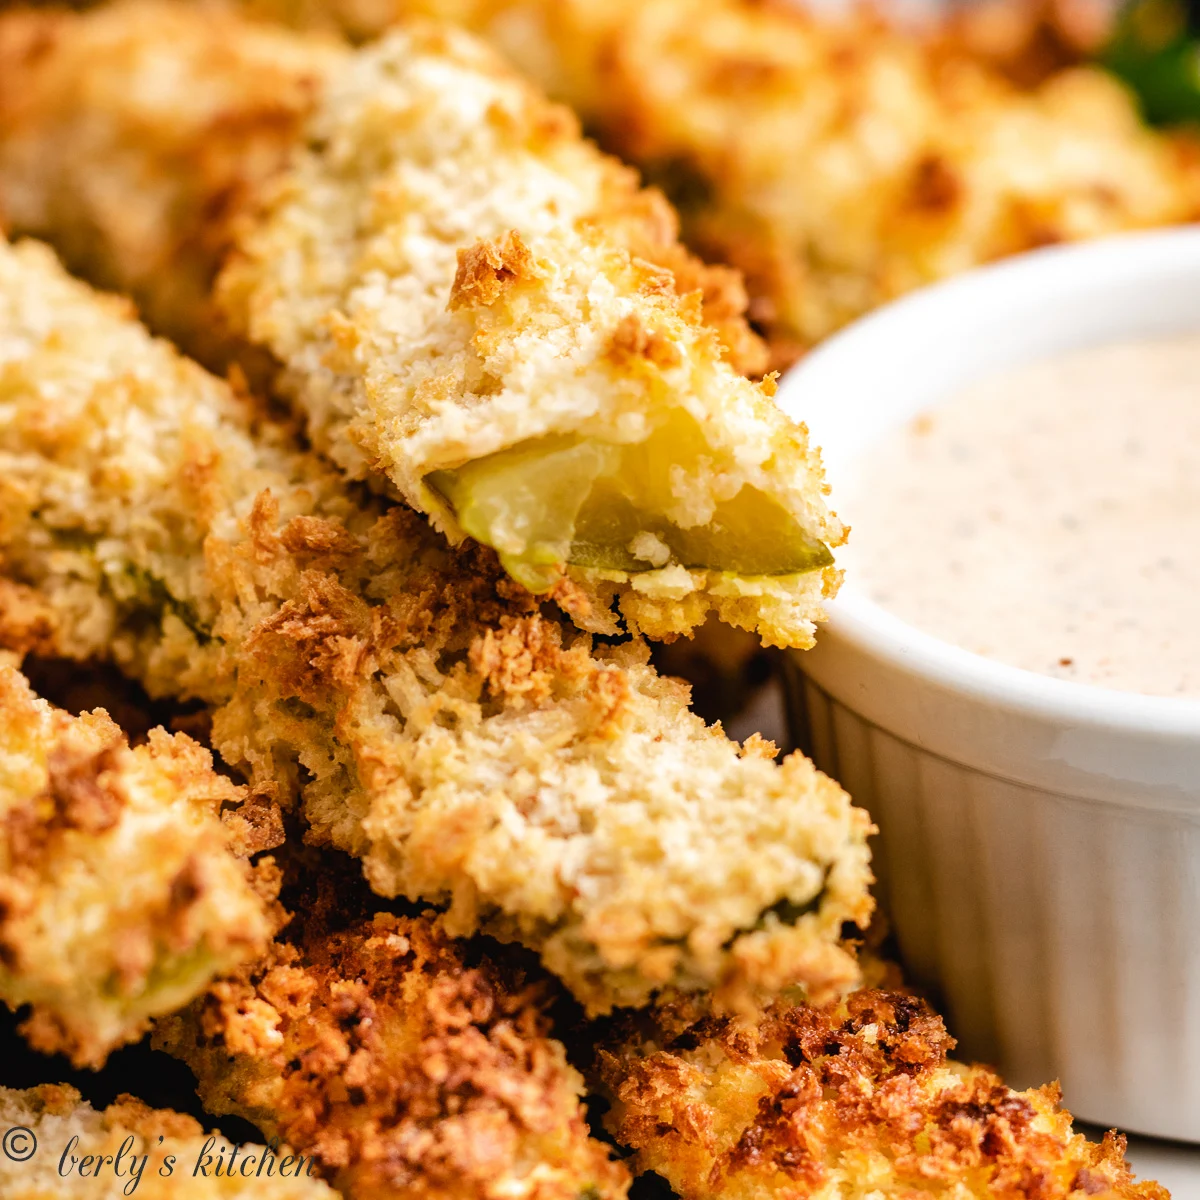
[0,236,873,1013]
[0,2,848,649]
[0,658,281,1067]
[0,1084,338,1198]
[219,0,1200,369]
[155,876,629,1200]
[0,0,761,380]
[594,989,1168,1200]
[0,3,342,374]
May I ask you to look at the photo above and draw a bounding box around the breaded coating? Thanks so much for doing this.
[0,4,342,374]
[0,237,872,1012]
[224,0,1200,369]
[0,0,761,380]
[154,891,629,1200]
[0,657,280,1067]
[594,989,1168,1200]
[0,1084,337,1197]
[0,3,848,649]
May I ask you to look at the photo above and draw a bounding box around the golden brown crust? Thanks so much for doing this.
[11,0,1186,375]
[0,1,764,378]
[155,883,629,1200]
[595,990,1169,1200]
[0,1,339,371]
[241,0,1200,369]
[0,659,282,1067]
[0,236,872,1013]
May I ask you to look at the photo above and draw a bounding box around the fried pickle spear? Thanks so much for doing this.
[0,1084,338,1198]
[0,2,846,648]
[0,9,343,376]
[0,236,872,1013]
[593,989,1167,1200]
[0,657,280,1067]
[216,0,1200,369]
[154,877,629,1200]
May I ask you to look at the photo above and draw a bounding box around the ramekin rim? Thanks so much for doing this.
[824,588,1200,735]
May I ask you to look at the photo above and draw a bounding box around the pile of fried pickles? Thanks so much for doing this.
[0,1,1189,1196]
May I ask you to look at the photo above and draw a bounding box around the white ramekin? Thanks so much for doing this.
[776,229,1200,1142]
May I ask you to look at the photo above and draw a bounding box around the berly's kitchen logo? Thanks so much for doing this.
[3,1125,318,1194]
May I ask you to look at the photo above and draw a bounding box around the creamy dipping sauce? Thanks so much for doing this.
[845,332,1200,698]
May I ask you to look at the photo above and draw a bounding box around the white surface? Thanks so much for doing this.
[776,230,1200,1141]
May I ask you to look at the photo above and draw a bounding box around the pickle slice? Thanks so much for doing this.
[428,436,621,590]
[427,434,833,592]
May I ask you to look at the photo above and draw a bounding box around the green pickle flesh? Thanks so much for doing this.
[426,432,833,593]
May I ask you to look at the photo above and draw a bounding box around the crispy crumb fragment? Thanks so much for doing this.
[448,230,542,310]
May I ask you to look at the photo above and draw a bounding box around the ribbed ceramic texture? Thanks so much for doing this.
[795,674,1200,1141]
